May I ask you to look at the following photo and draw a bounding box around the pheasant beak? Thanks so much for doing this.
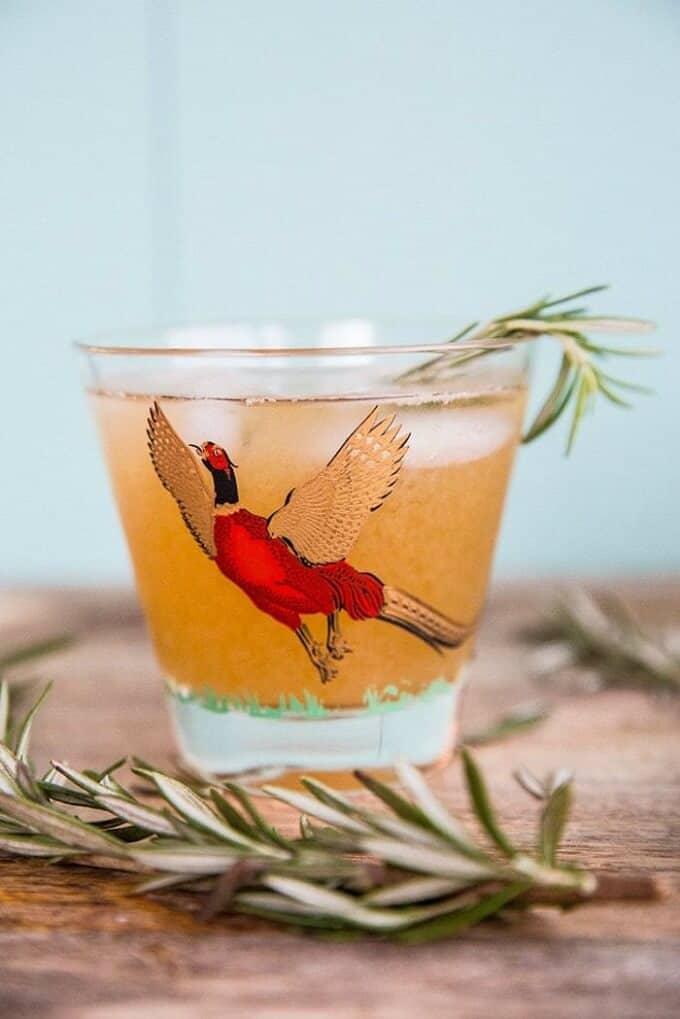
[189,442,236,472]
[188,443,208,466]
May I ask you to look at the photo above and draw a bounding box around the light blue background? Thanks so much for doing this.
[1,1,678,585]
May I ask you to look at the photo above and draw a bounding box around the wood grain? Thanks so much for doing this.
[1,581,679,1018]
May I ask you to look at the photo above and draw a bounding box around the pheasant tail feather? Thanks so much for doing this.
[379,587,472,651]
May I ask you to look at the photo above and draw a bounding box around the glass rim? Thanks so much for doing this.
[76,339,519,358]
[73,318,524,359]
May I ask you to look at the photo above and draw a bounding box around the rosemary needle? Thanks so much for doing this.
[398,286,655,453]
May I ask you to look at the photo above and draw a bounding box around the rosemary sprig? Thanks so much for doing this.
[462,701,548,747]
[0,680,607,940]
[527,589,680,692]
[399,286,655,453]
[0,634,73,673]
[0,633,72,739]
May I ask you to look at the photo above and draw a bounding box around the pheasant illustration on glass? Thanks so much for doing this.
[147,402,472,683]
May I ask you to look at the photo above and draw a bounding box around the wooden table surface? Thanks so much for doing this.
[1,581,679,1018]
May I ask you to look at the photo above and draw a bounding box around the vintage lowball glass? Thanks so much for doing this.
[79,322,528,780]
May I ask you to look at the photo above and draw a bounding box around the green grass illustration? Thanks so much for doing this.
[167,676,454,719]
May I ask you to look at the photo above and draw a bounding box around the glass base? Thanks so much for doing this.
[166,679,463,780]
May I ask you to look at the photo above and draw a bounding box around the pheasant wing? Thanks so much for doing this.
[146,401,217,558]
[267,406,409,565]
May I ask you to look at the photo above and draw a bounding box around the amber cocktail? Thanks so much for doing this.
[80,323,527,778]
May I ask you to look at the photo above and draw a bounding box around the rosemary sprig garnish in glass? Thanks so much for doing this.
[0,681,661,941]
[399,285,655,452]
[528,589,680,692]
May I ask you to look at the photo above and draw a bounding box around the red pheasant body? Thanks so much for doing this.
[213,510,385,631]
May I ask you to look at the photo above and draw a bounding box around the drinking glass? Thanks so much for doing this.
[78,321,528,780]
